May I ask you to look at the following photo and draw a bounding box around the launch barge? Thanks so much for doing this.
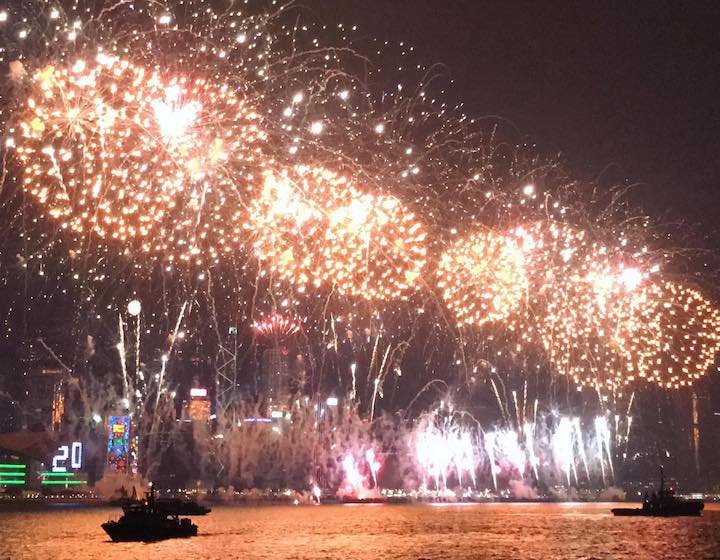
[611,468,703,517]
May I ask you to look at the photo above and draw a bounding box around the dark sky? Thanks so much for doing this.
[303,1,720,227]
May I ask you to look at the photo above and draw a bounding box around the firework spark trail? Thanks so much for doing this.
[572,417,590,480]
[500,428,526,479]
[483,430,499,491]
[134,311,141,383]
[552,416,575,486]
[117,313,128,399]
[341,455,362,493]
[349,362,357,402]
[624,416,634,459]
[490,378,508,423]
[369,376,381,422]
[524,422,540,481]
[415,412,476,492]
[365,448,380,488]
[36,337,72,374]
[626,391,635,420]
[369,341,406,421]
[512,390,521,431]
[622,391,636,457]
[594,416,610,484]
[594,417,612,479]
[155,300,187,408]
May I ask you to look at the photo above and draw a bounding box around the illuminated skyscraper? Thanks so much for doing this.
[18,340,65,431]
[261,347,291,405]
[254,314,303,407]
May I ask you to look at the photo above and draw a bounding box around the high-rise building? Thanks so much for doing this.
[107,415,131,473]
[182,387,212,422]
[254,314,305,410]
[0,367,21,433]
[261,347,290,405]
[23,368,65,431]
[17,340,66,431]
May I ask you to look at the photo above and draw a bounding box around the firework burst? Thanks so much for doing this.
[249,165,426,300]
[612,280,720,389]
[15,54,266,263]
[438,229,527,327]
[248,166,350,291]
[323,191,426,301]
[438,219,720,390]
[253,313,302,339]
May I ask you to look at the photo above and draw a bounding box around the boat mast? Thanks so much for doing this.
[659,465,665,493]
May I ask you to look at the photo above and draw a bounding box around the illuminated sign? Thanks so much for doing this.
[190,387,208,398]
[41,472,85,486]
[188,400,211,422]
[0,463,27,486]
[107,415,130,472]
[51,442,83,472]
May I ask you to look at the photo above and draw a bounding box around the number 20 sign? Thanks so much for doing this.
[52,442,83,472]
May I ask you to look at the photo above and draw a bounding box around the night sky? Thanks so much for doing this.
[305,1,720,228]
[0,0,719,487]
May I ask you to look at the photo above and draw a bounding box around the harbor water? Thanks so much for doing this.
[1,502,719,559]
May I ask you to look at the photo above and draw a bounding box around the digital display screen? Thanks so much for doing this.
[188,399,211,421]
[107,415,130,472]
[51,442,82,472]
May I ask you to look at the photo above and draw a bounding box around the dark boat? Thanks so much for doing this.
[341,496,386,504]
[109,486,211,516]
[108,486,140,509]
[611,468,704,517]
[157,496,211,516]
[102,486,198,542]
[385,496,411,504]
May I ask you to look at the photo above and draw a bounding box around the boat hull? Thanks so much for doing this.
[341,498,386,504]
[612,502,704,517]
[102,521,198,542]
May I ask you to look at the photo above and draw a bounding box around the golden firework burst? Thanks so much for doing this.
[16,55,266,263]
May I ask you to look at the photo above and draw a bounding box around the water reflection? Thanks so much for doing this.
[0,503,718,560]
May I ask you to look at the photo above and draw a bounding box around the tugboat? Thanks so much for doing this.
[109,486,211,516]
[611,467,704,517]
[157,495,211,516]
[102,485,198,542]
